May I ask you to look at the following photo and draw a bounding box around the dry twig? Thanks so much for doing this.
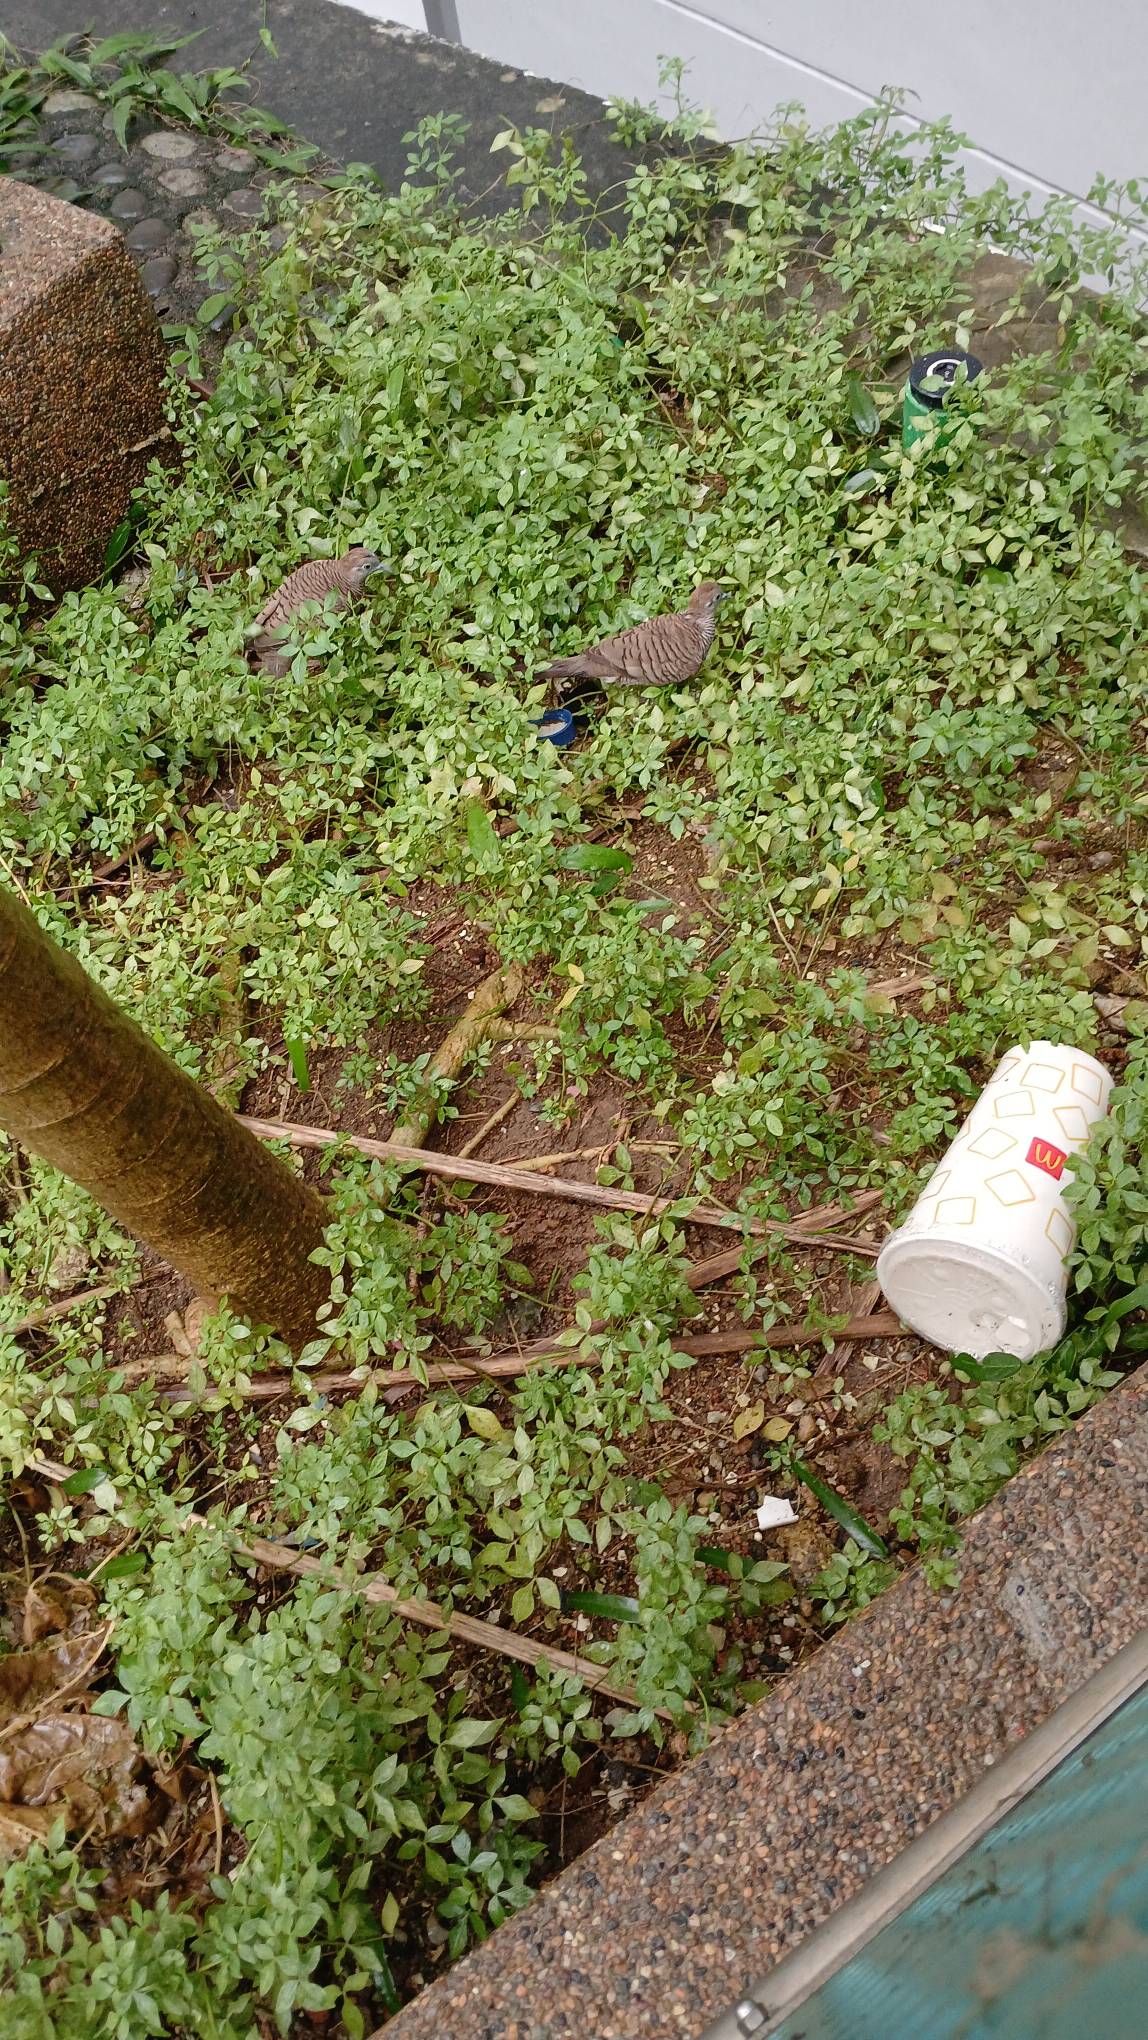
[239,1114,882,1246]
[24,1456,672,1721]
[8,1283,122,1337]
[455,1092,519,1161]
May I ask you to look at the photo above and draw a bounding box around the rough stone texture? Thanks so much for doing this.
[0,177,169,591]
[387,1368,1148,2040]
[108,186,148,221]
[222,186,264,220]
[50,132,99,163]
[40,89,95,116]
[123,217,170,253]
[139,254,177,299]
[7,0,640,224]
[156,165,209,199]
[139,129,200,162]
[214,143,255,174]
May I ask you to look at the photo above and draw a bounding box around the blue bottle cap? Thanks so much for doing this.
[534,707,577,748]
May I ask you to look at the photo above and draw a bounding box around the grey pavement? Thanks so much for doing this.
[4,0,636,208]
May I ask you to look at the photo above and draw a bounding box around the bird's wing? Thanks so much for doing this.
[257,567,348,636]
[599,610,704,685]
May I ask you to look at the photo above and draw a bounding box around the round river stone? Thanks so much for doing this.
[139,254,178,296]
[109,188,149,223]
[157,167,209,199]
[123,217,170,253]
[139,130,200,162]
[51,133,100,164]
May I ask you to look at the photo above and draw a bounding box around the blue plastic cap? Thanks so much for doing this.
[534,708,577,748]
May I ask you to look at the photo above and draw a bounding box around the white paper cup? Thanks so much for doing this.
[877,1042,1113,1360]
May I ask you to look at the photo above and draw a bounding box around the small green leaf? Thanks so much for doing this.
[510,1582,535,1623]
[100,1551,147,1580]
[109,100,134,152]
[494,1792,538,1822]
[157,80,201,125]
[510,1665,531,1711]
[696,1544,744,1576]
[196,291,234,326]
[444,1717,502,1749]
[559,1589,640,1622]
[792,1458,889,1558]
[561,845,633,874]
[952,1352,1026,1383]
[845,375,880,435]
[284,1036,311,1094]
[90,1689,128,1716]
[62,1466,106,1496]
[465,1405,504,1442]
[464,798,499,866]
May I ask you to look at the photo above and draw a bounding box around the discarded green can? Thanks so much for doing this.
[902,347,984,450]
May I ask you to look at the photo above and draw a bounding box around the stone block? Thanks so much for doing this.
[0,175,170,592]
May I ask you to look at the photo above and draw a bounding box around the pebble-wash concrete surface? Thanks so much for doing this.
[383,1365,1148,2040]
[0,176,169,587]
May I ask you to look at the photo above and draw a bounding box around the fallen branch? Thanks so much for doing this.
[228,1527,672,1717]
[866,972,936,1002]
[239,1115,882,1246]
[7,1282,123,1337]
[99,1191,887,1397]
[153,1309,904,1405]
[25,1455,672,1722]
[390,964,524,1148]
[85,832,159,885]
[679,1189,883,1289]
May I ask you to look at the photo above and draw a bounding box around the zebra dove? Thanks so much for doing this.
[250,544,388,675]
[537,581,729,692]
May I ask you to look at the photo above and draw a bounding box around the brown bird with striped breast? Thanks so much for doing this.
[537,580,729,693]
[250,544,389,676]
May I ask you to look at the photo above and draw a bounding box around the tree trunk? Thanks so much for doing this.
[0,884,330,1349]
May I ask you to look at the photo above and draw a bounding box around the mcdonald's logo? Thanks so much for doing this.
[1026,1137,1067,1180]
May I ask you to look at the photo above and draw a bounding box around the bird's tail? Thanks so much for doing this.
[536,655,591,681]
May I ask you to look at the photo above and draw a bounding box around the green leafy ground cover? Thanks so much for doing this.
[2,63,1148,2036]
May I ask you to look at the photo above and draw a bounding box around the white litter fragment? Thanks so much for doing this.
[755,1495,797,1531]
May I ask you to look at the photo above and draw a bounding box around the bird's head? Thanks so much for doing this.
[690,580,730,616]
[344,544,391,593]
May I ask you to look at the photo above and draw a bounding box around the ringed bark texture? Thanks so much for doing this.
[0,885,330,1348]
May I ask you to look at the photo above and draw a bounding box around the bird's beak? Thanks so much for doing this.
[715,589,730,604]
[362,558,391,581]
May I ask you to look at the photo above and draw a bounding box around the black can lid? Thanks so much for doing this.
[908,347,984,409]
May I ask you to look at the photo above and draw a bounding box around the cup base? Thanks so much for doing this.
[877,1231,1067,1361]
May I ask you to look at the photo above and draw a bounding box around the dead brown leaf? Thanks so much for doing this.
[0,1714,152,1842]
[0,1632,104,1723]
[0,1804,56,1859]
[21,1584,68,1647]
